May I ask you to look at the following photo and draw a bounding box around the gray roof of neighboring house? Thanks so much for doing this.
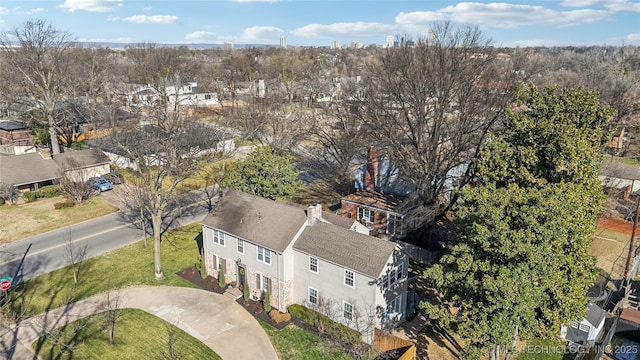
[0,152,59,186]
[201,190,308,253]
[0,120,28,131]
[294,221,398,278]
[0,149,110,187]
[599,160,640,180]
[585,302,606,328]
[53,148,111,170]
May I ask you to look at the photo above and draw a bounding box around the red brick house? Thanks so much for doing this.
[341,148,411,238]
[0,119,32,146]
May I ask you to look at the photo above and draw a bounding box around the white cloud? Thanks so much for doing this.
[622,33,640,45]
[122,15,179,25]
[292,22,397,39]
[184,31,220,43]
[396,2,612,30]
[60,0,122,12]
[511,39,561,47]
[143,6,152,11]
[185,26,284,44]
[560,0,605,6]
[0,7,8,15]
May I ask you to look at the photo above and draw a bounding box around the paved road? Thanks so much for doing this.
[1,286,279,360]
[0,196,210,284]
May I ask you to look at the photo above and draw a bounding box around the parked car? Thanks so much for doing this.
[88,177,113,192]
[102,171,124,185]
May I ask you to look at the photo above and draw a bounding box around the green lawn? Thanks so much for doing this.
[34,309,221,360]
[7,221,362,360]
[259,320,355,360]
[7,223,201,317]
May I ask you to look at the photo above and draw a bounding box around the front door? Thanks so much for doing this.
[238,264,246,289]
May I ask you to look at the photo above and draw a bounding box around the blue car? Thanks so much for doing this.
[89,177,113,192]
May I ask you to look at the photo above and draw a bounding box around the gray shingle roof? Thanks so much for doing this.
[0,152,59,186]
[0,120,27,131]
[599,160,640,180]
[0,149,110,187]
[201,190,308,253]
[294,221,398,278]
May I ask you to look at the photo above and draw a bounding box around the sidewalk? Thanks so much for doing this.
[0,286,278,360]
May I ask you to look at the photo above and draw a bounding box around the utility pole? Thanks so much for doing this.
[623,196,640,285]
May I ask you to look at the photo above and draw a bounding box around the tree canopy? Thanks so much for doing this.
[221,146,301,200]
[424,85,615,359]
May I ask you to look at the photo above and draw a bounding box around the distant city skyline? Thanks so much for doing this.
[1,1,639,48]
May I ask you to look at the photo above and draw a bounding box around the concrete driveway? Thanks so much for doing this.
[2,286,278,360]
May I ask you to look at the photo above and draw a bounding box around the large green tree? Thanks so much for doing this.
[222,146,301,200]
[424,85,615,359]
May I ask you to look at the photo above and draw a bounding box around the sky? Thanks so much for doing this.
[0,0,639,48]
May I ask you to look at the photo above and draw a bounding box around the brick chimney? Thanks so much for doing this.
[365,147,378,191]
[307,202,322,225]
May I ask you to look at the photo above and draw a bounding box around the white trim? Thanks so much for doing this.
[309,256,319,274]
[308,286,318,305]
[257,245,272,265]
[237,238,244,254]
[343,301,354,321]
[213,229,225,247]
[344,269,355,288]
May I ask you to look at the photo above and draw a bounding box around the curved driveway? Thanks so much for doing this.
[2,286,278,360]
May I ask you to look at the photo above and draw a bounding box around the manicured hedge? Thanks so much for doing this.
[288,304,362,345]
[24,185,60,202]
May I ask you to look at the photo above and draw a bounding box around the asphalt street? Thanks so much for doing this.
[0,198,210,284]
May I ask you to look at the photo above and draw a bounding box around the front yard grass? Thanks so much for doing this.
[259,320,354,360]
[8,223,201,317]
[35,309,221,360]
[0,196,117,244]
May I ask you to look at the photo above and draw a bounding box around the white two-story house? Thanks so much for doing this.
[201,190,408,343]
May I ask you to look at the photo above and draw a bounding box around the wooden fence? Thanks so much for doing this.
[373,328,416,360]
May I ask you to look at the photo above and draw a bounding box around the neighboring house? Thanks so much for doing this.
[606,128,627,155]
[342,147,413,238]
[0,119,32,147]
[599,160,640,195]
[201,190,408,343]
[0,148,111,191]
[560,302,608,352]
[127,80,220,108]
[86,127,235,170]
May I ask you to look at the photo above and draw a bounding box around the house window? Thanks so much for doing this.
[387,295,402,315]
[343,301,354,321]
[383,263,405,290]
[308,287,318,305]
[389,268,397,287]
[216,256,225,272]
[257,246,271,265]
[237,238,244,254]
[213,229,225,246]
[205,94,212,100]
[260,274,271,292]
[309,256,318,273]
[358,208,374,223]
[387,214,403,236]
[344,269,355,288]
[396,263,403,282]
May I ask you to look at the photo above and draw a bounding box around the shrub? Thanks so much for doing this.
[0,197,4,206]
[243,281,250,301]
[288,304,362,345]
[24,191,38,203]
[218,267,226,288]
[263,287,272,312]
[269,310,291,324]
[53,200,75,209]
[39,185,60,198]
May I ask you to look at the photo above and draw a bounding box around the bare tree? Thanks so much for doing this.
[103,284,122,345]
[351,22,519,226]
[62,230,88,285]
[56,158,94,205]
[0,19,77,154]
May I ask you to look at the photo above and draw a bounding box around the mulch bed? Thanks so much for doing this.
[176,266,226,295]
[235,297,290,330]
